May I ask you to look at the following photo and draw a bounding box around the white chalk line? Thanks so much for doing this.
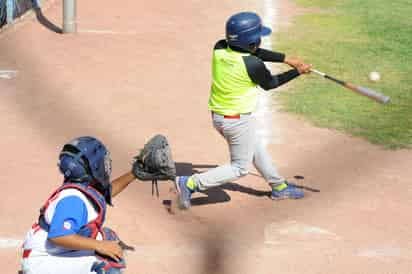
[264,221,341,245]
[256,0,282,145]
[358,247,412,259]
[263,222,412,260]
[0,237,23,248]
[0,70,18,79]
[78,29,139,35]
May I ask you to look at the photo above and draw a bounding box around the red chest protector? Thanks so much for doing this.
[38,183,107,239]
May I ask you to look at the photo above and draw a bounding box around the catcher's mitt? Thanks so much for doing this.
[132,134,176,181]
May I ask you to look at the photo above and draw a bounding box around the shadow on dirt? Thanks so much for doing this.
[164,162,231,207]
[33,7,62,33]
[221,182,271,197]
[174,162,271,206]
[175,162,218,176]
[192,187,231,206]
[174,163,320,206]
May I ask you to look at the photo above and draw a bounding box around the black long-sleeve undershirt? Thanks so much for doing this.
[214,40,300,91]
[243,55,300,90]
[254,48,285,63]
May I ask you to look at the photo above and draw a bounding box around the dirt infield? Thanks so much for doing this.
[0,0,411,273]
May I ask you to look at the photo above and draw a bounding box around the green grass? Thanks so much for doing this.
[274,0,412,149]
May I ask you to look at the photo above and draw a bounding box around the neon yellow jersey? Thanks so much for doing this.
[208,47,259,115]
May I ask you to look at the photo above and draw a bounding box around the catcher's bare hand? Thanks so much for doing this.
[95,240,123,262]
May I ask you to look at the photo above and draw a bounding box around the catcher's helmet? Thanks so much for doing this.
[58,136,113,205]
[226,12,272,51]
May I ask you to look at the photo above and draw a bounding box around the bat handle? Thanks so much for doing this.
[311,68,345,85]
[309,68,326,77]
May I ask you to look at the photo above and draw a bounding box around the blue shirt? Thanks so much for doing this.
[47,196,88,238]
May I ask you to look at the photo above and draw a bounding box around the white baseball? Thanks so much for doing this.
[368,71,380,82]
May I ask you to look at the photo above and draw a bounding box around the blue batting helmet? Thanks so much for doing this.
[58,136,113,205]
[226,12,272,51]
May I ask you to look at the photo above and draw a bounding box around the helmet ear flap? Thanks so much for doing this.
[247,39,261,52]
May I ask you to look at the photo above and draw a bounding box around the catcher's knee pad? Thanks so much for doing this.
[91,259,124,274]
[91,227,126,274]
[101,227,120,241]
[91,251,126,274]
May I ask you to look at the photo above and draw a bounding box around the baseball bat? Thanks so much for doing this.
[310,69,390,104]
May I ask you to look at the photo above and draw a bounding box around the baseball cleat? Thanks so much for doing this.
[271,182,304,200]
[175,176,193,210]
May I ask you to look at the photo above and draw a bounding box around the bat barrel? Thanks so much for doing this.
[346,83,390,104]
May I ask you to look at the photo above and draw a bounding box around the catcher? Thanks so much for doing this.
[21,135,175,274]
[175,11,312,209]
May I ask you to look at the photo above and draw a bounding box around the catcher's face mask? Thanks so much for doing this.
[99,150,113,205]
[104,151,112,182]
